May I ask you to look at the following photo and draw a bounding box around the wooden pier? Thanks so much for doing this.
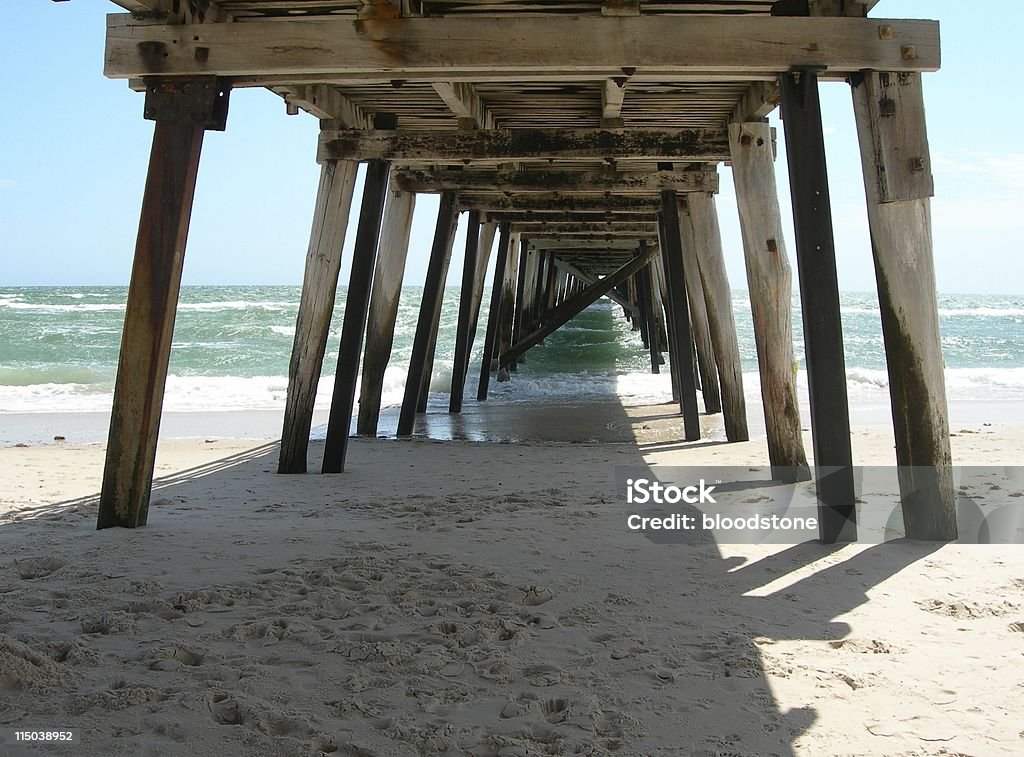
[96,0,953,542]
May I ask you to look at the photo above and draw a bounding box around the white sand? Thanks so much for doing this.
[1,409,1022,756]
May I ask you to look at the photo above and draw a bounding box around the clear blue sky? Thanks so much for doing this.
[2,1,1021,294]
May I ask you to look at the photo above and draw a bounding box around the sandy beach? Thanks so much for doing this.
[1,402,1022,756]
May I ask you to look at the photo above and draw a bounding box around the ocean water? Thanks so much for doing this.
[1,286,1022,417]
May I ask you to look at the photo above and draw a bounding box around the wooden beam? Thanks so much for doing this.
[450,211,482,413]
[477,223,512,401]
[553,258,637,315]
[530,239,639,250]
[659,191,701,441]
[321,129,730,164]
[322,160,391,473]
[730,81,780,124]
[510,222,657,235]
[398,193,459,436]
[677,202,722,415]
[432,82,495,129]
[511,241,532,369]
[687,192,749,442]
[484,211,652,223]
[851,70,955,540]
[467,221,498,355]
[274,84,371,127]
[780,69,855,543]
[357,187,416,436]
[461,196,661,213]
[729,121,809,481]
[602,77,627,123]
[97,92,211,529]
[105,16,941,81]
[500,245,658,366]
[278,159,359,474]
[110,0,231,23]
[497,233,522,373]
[635,247,663,374]
[398,168,720,195]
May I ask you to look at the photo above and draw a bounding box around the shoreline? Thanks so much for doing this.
[3,395,1024,448]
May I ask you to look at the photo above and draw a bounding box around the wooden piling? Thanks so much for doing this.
[322,159,391,473]
[466,221,498,353]
[687,191,749,442]
[659,190,701,441]
[97,116,208,529]
[729,121,810,480]
[510,238,530,371]
[780,69,855,543]
[632,257,651,350]
[636,243,661,374]
[279,159,359,473]
[677,201,722,415]
[501,245,658,366]
[651,256,680,401]
[398,193,459,436]
[450,210,482,413]
[496,233,521,372]
[357,187,416,436]
[477,222,512,401]
[851,71,955,540]
[543,254,559,322]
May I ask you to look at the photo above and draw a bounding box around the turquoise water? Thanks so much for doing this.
[1,286,1022,413]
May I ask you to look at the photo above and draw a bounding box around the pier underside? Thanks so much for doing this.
[96,0,955,541]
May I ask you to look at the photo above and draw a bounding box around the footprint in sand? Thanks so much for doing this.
[523,663,562,687]
[149,646,205,672]
[541,698,571,724]
[13,555,67,579]
[521,586,554,606]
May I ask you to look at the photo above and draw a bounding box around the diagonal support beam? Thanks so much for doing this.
[499,245,657,366]
[554,258,637,316]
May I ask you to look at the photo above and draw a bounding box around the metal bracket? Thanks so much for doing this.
[143,77,231,131]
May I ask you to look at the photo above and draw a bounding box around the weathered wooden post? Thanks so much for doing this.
[477,222,512,401]
[729,121,810,481]
[98,78,229,529]
[279,159,359,473]
[398,193,459,436]
[677,201,722,415]
[357,186,416,436]
[659,190,701,441]
[543,254,559,323]
[636,244,661,374]
[632,253,652,350]
[496,233,521,377]
[534,251,553,330]
[450,210,482,413]
[321,159,391,473]
[851,71,955,540]
[417,325,439,414]
[780,69,856,543]
[466,221,498,353]
[652,254,680,402]
[687,191,749,442]
[510,238,530,371]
